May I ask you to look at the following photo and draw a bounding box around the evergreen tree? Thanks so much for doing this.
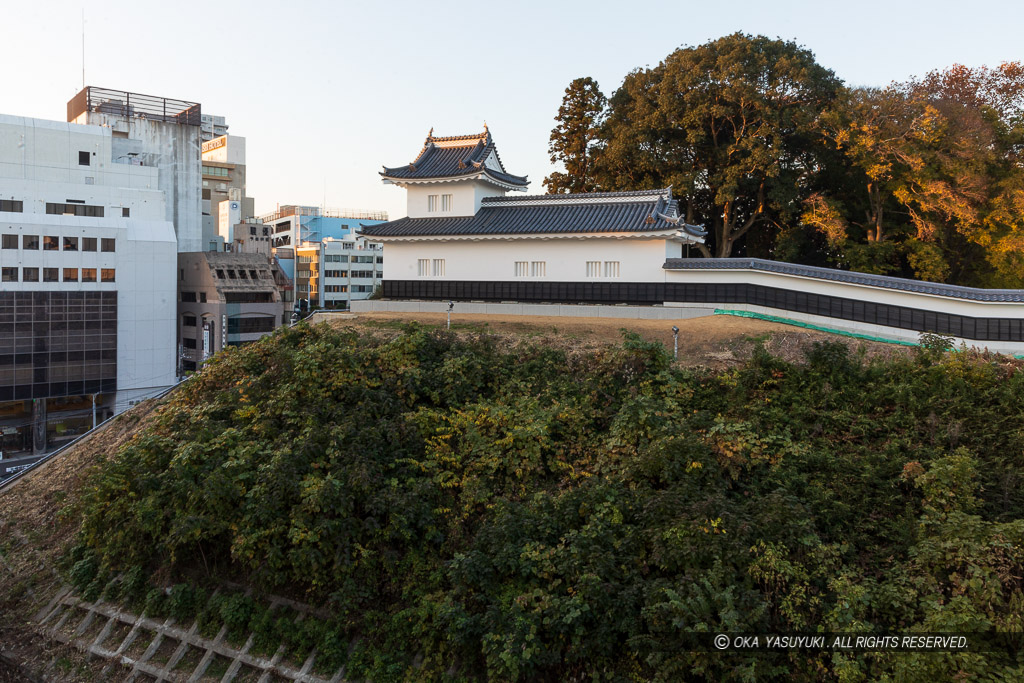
[543,77,606,194]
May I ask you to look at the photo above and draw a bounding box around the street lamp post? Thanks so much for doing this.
[672,326,679,361]
[447,301,454,330]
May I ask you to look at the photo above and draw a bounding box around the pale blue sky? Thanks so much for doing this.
[6,0,1023,220]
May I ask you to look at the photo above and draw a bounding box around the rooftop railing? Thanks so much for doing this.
[259,205,388,223]
[68,87,201,126]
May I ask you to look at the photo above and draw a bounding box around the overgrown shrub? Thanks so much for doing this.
[67,324,1024,680]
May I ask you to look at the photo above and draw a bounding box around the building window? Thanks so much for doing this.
[351,270,374,278]
[101,268,115,282]
[63,236,79,251]
[427,195,439,212]
[183,315,197,327]
[224,292,274,303]
[101,238,116,252]
[228,317,276,334]
[46,203,104,217]
[531,261,546,277]
[0,199,23,213]
[200,292,207,303]
[43,236,59,251]
[43,268,59,282]
[1,234,16,249]
[79,151,90,166]
[63,268,78,282]
[417,259,430,276]
[82,268,97,282]
[23,267,39,282]
[249,270,258,279]
[604,261,620,278]
[586,261,601,277]
[122,207,130,217]
[514,261,528,277]
[183,337,197,349]
[325,285,348,293]
[432,259,445,277]
[1,267,17,282]
[181,291,197,302]
[23,235,38,250]
[441,194,452,211]
[82,237,97,251]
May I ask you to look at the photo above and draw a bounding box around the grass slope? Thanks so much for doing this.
[5,322,1024,681]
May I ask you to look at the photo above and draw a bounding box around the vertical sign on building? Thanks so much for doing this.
[202,322,211,360]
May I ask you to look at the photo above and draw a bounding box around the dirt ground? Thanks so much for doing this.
[326,310,913,369]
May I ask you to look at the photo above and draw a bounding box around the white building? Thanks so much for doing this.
[362,127,705,293]
[0,113,178,458]
[296,235,383,310]
[359,127,1024,353]
[68,87,204,253]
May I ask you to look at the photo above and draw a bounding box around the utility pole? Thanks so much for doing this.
[447,301,454,330]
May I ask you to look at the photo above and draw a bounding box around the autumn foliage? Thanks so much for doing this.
[546,34,1024,286]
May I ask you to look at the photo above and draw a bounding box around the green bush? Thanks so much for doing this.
[67,325,1024,680]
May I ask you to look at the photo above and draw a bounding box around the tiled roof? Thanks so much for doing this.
[381,128,529,187]
[662,258,1024,302]
[361,188,706,240]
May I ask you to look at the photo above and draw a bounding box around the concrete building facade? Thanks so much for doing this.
[295,235,383,310]
[177,252,284,372]
[0,113,177,466]
[67,87,204,253]
[202,134,254,249]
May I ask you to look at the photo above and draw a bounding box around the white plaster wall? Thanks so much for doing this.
[381,237,671,282]
[664,268,1024,319]
[405,180,510,218]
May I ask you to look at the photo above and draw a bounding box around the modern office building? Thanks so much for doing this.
[0,112,178,467]
[177,251,285,372]
[200,114,229,143]
[294,234,383,310]
[202,134,254,249]
[260,205,387,307]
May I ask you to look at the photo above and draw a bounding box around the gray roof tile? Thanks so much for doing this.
[381,129,528,186]
[662,257,1024,303]
[362,188,706,238]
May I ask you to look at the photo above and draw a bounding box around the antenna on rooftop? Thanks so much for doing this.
[81,9,85,89]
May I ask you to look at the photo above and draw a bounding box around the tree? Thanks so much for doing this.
[543,77,606,194]
[596,33,842,257]
[811,63,1024,284]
